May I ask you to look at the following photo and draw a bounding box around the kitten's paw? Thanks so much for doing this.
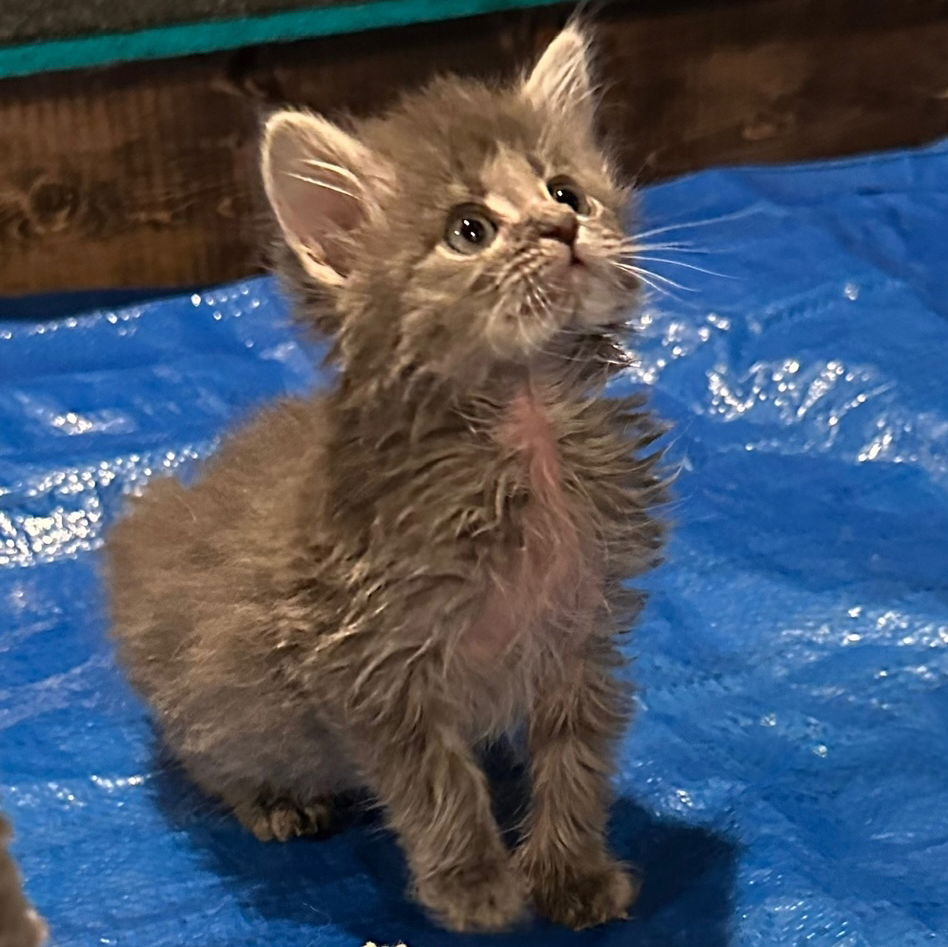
[416,857,527,932]
[518,852,640,930]
[235,795,334,842]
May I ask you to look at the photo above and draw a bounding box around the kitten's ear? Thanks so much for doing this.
[261,110,390,287]
[522,24,597,132]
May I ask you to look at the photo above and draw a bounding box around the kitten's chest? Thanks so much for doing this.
[464,387,606,663]
[498,388,590,556]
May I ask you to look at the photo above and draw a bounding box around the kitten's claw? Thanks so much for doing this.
[416,857,527,932]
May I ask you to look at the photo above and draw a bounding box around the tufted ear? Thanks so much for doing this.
[261,110,391,287]
[522,24,597,134]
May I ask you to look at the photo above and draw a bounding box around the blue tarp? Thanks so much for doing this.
[2,139,947,947]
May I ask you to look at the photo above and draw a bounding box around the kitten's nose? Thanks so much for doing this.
[535,208,579,246]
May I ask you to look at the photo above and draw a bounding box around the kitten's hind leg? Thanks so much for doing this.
[229,788,336,842]
[179,733,346,843]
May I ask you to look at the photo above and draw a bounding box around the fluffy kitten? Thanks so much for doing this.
[0,816,46,947]
[107,24,667,932]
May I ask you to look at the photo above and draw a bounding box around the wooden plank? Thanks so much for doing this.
[593,0,948,181]
[0,0,946,294]
[0,53,262,293]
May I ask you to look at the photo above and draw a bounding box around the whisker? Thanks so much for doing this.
[524,284,548,319]
[625,256,737,279]
[630,208,752,242]
[620,241,718,255]
[612,266,680,301]
[531,281,557,319]
[300,158,364,187]
[619,237,698,248]
[285,172,360,201]
[612,261,697,293]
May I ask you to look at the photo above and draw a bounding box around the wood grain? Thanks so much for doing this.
[0,0,946,293]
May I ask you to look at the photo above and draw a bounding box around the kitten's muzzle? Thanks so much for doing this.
[534,207,579,248]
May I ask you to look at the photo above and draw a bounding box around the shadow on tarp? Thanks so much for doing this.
[152,742,737,947]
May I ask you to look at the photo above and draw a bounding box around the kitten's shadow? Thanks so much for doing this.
[152,744,737,946]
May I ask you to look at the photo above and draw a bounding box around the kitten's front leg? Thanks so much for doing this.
[516,645,639,929]
[353,693,526,932]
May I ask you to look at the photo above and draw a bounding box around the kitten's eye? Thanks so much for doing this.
[547,177,589,215]
[445,205,497,254]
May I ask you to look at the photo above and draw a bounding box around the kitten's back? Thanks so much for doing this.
[106,396,328,702]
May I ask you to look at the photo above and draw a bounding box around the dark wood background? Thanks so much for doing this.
[1,0,946,294]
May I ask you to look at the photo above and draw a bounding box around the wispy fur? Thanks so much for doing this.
[0,816,46,947]
[107,24,668,933]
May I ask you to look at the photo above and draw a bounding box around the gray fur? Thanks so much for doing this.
[0,816,46,947]
[106,24,668,931]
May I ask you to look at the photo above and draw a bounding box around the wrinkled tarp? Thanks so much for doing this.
[2,138,947,947]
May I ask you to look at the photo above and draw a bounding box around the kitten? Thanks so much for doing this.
[106,24,667,932]
[0,816,46,947]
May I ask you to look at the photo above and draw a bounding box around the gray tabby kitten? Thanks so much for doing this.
[0,816,46,947]
[107,24,667,932]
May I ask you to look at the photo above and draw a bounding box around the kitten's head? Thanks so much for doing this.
[262,25,635,386]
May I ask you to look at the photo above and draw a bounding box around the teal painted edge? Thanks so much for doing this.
[0,0,560,80]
